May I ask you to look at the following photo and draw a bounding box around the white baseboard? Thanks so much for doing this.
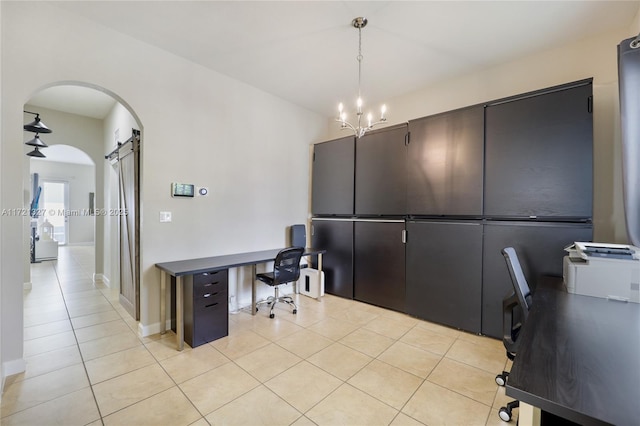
[2,358,26,392]
[24,282,32,291]
[66,242,95,246]
[138,320,171,338]
[93,274,110,286]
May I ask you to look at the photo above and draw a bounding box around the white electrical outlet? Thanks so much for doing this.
[159,211,172,223]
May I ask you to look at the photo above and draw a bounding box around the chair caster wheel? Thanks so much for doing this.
[293,309,297,314]
[495,373,506,386]
[269,313,275,319]
[498,406,512,422]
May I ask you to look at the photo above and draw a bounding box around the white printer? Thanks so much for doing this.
[563,242,640,303]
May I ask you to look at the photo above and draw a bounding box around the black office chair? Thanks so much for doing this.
[255,247,304,319]
[496,246,533,423]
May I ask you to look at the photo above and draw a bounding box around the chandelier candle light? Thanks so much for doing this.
[337,17,386,138]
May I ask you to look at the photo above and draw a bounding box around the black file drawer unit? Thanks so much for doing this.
[172,270,229,348]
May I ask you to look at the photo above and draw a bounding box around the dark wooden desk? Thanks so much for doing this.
[506,276,640,425]
[156,247,325,350]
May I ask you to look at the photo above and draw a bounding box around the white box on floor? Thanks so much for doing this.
[298,268,324,298]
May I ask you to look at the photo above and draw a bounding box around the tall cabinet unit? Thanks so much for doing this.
[482,80,594,338]
[354,220,406,311]
[404,105,485,330]
[311,137,356,298]
[352,125,408,311]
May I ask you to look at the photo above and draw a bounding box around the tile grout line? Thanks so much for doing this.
[52,255,106,426]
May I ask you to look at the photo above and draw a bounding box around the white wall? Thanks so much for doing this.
[0,1,327,382]
[30,160,96,245]
[328,27,634,244]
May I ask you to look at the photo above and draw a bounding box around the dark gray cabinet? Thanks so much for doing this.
[171,270,229,348]
[310,79,594,339]
[484,83,593,218]
[312,136,355,215]
[481,221,593,338]
[311,219,354,299]
[405,220,483,333]
[354,221,406,311]
[407,106,484,216]
[356,125,408,216]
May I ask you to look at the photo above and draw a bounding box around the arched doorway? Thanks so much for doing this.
[23,82,143,321]
[30,144,95,252]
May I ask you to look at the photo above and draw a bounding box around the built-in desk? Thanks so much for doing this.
[507,276,640,425]
[156,248,325,350]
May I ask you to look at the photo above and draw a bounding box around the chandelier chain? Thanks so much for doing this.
[358,25,363,103]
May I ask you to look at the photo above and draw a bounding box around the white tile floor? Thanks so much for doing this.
[2,245,516,425]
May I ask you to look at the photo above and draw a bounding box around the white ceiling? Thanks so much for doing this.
[30,145,95,166]
[33,1,640,120]
[28,86,116,120]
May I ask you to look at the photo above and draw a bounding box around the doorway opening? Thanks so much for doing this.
[40,180,69,245]
[24,82,143,323]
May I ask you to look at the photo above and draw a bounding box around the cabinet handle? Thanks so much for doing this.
[402,229,407,243]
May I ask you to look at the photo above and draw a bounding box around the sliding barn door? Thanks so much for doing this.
[117,130,140,320]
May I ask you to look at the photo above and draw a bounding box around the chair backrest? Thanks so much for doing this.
[290,224,306,248]
[272,246,304,286]
[502,247,533,321]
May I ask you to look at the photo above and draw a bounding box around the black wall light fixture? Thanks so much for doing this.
[24,110,52,157]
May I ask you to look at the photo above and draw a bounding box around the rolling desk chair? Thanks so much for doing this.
[256,246,304,318]
[496,246,533,423]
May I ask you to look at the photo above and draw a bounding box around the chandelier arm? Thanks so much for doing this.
[334,118,357,133]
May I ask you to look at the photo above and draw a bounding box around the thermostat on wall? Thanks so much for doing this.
[171,183,195,198]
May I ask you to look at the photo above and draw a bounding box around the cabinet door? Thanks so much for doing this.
[407,106,484,216]
[354,221,405,311]
[481,221,593,338]
[356,126,408,215]
[406,221,482,333]
[312,136,355,215]
[311,219,354,299]
[485,83,593,218]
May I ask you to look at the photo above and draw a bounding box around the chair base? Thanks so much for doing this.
[496,370,509,386]
[499,400,519,422]
[256,287,297,318]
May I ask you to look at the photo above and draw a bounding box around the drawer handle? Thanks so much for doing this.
[203,292,219,298]
[205,302,218,308]
[203,281,220,287]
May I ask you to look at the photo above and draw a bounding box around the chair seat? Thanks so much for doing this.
[256,272,275,286]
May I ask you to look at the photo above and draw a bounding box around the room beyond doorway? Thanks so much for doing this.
[40,180,69,245]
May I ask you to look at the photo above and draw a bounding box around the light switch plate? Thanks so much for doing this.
[159,211,172,223]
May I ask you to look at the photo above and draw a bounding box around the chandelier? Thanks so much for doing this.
[336,17,386,138]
